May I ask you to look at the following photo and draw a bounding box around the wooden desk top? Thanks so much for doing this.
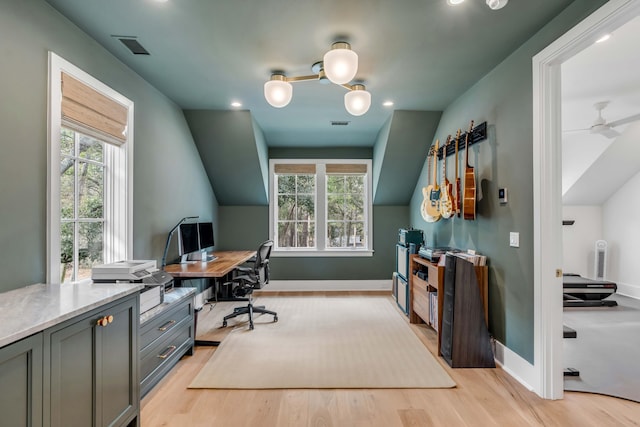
[164,250,255,278]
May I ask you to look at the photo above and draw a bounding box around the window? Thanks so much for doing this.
[269,160,372,256]
[48,53,133,283]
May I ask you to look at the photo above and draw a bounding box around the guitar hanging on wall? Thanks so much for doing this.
[463,120,477,220]
[421,145,441,223]
[439,135,454,219]
[453,129,462,218]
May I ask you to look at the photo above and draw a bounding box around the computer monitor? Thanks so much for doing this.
[178,222,200,256]
[198,222,215,251]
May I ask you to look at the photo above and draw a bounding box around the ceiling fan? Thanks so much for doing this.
[564,101,640,139]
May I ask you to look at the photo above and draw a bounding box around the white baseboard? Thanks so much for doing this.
[616,281,640,300]
[493,339,538,393]
[266,280,392,292]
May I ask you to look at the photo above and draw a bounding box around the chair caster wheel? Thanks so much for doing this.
[249,324,254,330]
[274,316,278,322]
[222,320,227,327]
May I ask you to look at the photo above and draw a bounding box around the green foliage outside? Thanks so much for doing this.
[276,173,365,249]
[59,129,105,282]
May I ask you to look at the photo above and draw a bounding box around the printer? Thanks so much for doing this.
[91,260,172,313]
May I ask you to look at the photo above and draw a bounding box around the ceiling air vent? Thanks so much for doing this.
[331,121,350,126]
[115,36,150,55]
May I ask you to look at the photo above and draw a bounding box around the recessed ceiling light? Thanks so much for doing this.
[447,0,464,5]
[383,101,394,107]
[595,34,611,43]
[231,101,242,108]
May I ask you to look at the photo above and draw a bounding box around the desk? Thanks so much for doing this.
[164,250,255,347]
[164,250,255,280]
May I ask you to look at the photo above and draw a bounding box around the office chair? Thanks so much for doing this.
[222,240,278,330]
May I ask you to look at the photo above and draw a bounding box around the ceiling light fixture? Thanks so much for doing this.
[263,42,371,116]
[486,0,508,10]
[447,0,465,5]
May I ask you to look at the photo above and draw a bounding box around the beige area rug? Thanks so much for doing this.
[189,296,456,389]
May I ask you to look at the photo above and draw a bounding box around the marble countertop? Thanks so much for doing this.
[0,282,143,348]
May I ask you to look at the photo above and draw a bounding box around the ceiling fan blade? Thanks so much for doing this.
[599,127,621,139]
[562,128,589,133]
[608,113,640,128]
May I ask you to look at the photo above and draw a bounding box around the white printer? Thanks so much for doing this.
[91,260,172,313]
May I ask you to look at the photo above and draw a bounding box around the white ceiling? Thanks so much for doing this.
[562,15,640,205]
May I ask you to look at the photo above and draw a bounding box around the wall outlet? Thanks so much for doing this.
[509,232,520,247]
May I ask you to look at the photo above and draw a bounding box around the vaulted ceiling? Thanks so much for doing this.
[46,0,575,147]
[45,0,588,205]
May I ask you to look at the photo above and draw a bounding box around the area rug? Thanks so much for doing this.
[189,296,456,389]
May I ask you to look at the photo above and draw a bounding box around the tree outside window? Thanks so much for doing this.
[59,128,105,282]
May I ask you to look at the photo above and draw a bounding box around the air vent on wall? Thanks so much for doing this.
[331,121,350,126]
[114,36,150,55]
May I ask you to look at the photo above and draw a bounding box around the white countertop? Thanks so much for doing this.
[0,282,143,348]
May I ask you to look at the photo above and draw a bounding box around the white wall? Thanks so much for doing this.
[603,170,640,297]
[562,205,603,278]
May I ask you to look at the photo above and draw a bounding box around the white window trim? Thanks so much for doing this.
[47,52,134,283]
[269,159,373,257]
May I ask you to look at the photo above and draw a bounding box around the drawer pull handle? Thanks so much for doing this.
[97,316,112,327]
[157,345,177,359]
[158,320,176,332]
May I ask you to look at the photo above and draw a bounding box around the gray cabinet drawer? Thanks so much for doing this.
[140,297,193,351]
[140,322,193,396]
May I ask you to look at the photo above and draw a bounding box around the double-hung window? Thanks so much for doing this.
[269,159,373,256]
[47,53,134,283]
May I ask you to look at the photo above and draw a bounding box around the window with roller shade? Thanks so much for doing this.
[47,53,134,283]
[269,159,373,256]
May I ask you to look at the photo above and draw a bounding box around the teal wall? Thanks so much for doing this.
[219,205,409,280]
[373,110,442,205]
[0,1,217,291]
[409,0,608,363]
[185,110,268,205]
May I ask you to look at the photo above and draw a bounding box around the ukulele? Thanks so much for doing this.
[453,129,462,217]
[421,145,441,222]
[463,120,476,220]
[439,135,454,219]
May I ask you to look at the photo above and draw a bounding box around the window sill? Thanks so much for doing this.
[272,249,374,258]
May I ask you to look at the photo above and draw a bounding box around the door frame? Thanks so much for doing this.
[532,0,640,399]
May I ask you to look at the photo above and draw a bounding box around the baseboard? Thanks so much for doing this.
[616,281,640,300]
[265,280,392,292]
[493,339,538,393]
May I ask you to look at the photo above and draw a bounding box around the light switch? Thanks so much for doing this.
[509,232,520,248]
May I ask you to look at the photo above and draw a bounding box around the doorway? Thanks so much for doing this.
[532,0,640,400]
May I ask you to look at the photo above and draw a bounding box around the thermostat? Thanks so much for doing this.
[498,188,508,204]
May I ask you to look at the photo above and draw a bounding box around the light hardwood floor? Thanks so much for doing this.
[141,293,640,426]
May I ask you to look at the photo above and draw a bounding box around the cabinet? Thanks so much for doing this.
[409,254,488,357]
[45,293,139,427]
[0,333,43,427]
[139,288,195,397]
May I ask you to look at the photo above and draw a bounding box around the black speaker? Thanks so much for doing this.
[440,255,495,368]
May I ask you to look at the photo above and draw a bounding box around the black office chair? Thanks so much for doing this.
[222,240,278,330]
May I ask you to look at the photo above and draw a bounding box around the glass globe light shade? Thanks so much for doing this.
[486,0,508,10]
[323,42,358,85]
[264,76,293,108]
[344,85,371,116]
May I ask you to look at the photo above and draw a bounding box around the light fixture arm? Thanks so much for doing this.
[284,74,320,83]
